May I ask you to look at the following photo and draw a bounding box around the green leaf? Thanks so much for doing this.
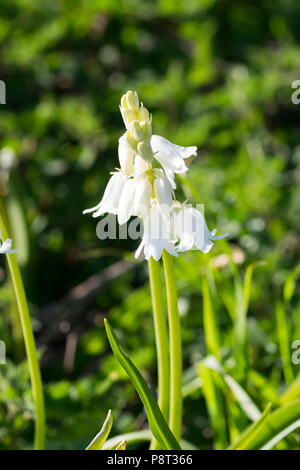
[86,409,113,450]
[276,301,294,385]
[203,273,221,360]
[104,319,180,450]
[202,356,261,422]
[103,429,198,450]
[229,399,300,450]
[198,363,227,449]
[284,264,300,303]
[261,419,300,450]
[227,403,272,450]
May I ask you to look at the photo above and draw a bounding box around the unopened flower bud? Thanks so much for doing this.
[137,104,150,122]
[137,141,153,162]
[140,120,152,140]
[120,94,128,110]
[123,109,137,128]
[126,91,139,111]
[129,120,144,142]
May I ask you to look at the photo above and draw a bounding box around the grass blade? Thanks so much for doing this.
[261,419,300,450]
[276,301,294,385]
[203,272,221,360]
[104,319,180,450]
[227,404,271,450]
[203,356,261,422]
[198,363,227,449]
[229,399,300,450]
[86,409,113,450]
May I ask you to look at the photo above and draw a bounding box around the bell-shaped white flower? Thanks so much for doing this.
[83,171,127,217]
[117,178,137,225]
[118,134,135,176]
[150,135,197,188]
[173,205,228,253]
[154,170,174,220]
[135,201,177,261]
[133,178,152,219]
[0,231,17,254]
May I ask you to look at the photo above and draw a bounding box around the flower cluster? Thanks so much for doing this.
[84,91,227,260]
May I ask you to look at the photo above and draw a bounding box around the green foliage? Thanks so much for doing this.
[0,0,300,450]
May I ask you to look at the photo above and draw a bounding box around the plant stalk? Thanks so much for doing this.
[162,250,182,443]
[148,257,170,449]
[0,213,45,450]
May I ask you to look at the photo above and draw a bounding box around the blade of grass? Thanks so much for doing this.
[229,399,300,450]
[86,410,113,450]
[227,403,272,450]
[203,272,221,360]
[104,319,180,450]
[261,419,300,450]
[198,363,227,449]
[276,301,294,385]
[202,356,261,422]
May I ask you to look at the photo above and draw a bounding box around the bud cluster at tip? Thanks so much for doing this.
[120,91,153,163]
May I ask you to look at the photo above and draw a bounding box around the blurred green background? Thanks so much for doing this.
[0,0,299,450]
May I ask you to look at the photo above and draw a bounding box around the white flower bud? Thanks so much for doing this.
[129,120,144,142]
[139,120,152,140]
[137,104,150,122]
[122,109,137,129]
[126,91,139,111]
[120,94,128,110]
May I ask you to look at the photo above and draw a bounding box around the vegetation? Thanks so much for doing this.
[0,0,299,450]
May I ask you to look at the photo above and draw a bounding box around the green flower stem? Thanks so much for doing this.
[162,250,182,442]
[0,214,45,450]
[148,257,170,450]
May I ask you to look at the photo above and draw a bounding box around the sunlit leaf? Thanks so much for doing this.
[104,319,180,450]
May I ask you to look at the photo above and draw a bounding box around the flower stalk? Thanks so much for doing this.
[0,211,45,450]
[148,257,170,449]
[162,250,182,442]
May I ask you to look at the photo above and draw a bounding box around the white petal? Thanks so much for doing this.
[0,238,18,254]
[135,239,145,259]
[175,207,195,252]
[193,208,228,253]
[151,135,197,185]
[134,179,152,218]
[118,134,135,176]
[118,178,137,225]
[134,155,149,176]
[83,172,127,217]
[154,173,174,220]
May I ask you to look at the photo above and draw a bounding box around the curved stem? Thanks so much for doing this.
[162,250,182,443]
[0,214,45,450]
[148,257,170,450]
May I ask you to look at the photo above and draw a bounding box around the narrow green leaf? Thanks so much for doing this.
[203,356,261,422]
[198,363,227,449]
[203,273,221,360]
[280,375,300,404]
[284,264,300,303]
[103,430,198,450]
[115,440,127,450]
[227,404,272,450]
[261,419,300,450]
[104,319,180,450]
[276,301,294,385]
[229,399,300,450]
[86,409,113,450]
[103,430,151,449]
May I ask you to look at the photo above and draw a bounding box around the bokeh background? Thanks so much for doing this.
[0,0,299,449]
